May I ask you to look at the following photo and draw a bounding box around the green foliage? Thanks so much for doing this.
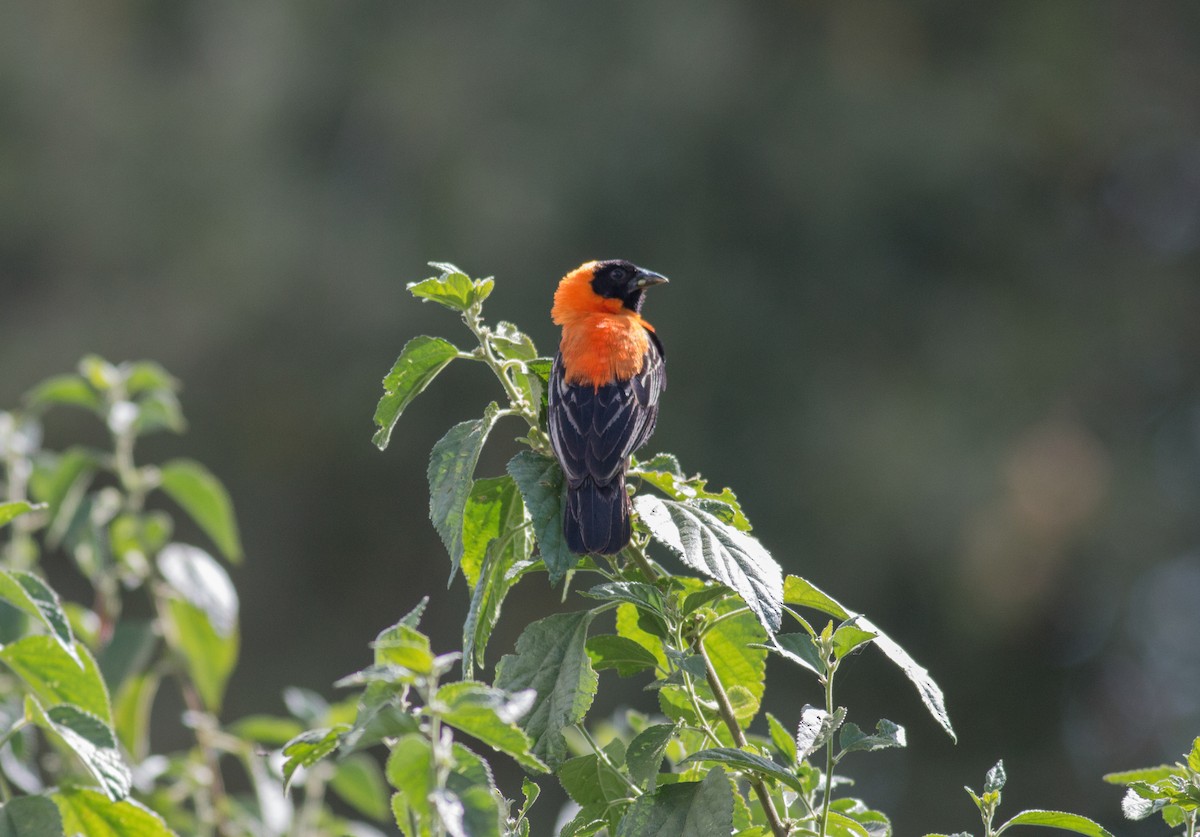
[1,266,1148,836]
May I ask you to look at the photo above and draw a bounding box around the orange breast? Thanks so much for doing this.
[552,262,655,388]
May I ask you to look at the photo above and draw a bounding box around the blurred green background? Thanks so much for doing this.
[3,2,1199,832]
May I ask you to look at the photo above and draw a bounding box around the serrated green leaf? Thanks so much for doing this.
[559,803,608,837]
[630,457,751,531]
[491,322,538,361]
[0,636,111,723]
[680,748,804,793]
[832,620,877,659]
[796,705,841,762]
[634,496,782,633]
[783,574,955,741]
[51,787,173,837]
[769,632,825,676]
[157,459,242,563]
[507,451,577,584]
[494,611,597,769]
[838,719,905,756]
[330,752,390,822]
[433,785,503,837]
[0,570,76,662]
[558,751,628,807]
[616,767,732,836]
[586,635,660,677]
[823,810,871,837]
[0,502,45,529]
[428,404,502,582]
[27,699,131,801]
[1102,764,1178,785]
[681,585,731,615]
[157,544,238,636]
[0,795,64,836]
[581,582,666,616]
[997,810,1115,836]
[160,598,238,712]
[698,596,767,726]
[132,389,185,436]
[338,681,419,754]
[463,547,537,678]
[283,726,347,790]
[627,723,677,787]
[1189,736,1200,774]
[985,760,1007,794]
[433,681,546,772]
[24,374,102,413]
[408,265,494,312]
[373,622,434,676]
[387,733,434,823]
[372,335,460,450]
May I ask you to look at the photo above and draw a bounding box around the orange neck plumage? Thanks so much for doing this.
[552,262,655,388]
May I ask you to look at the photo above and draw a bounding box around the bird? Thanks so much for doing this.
[548,259,669,555]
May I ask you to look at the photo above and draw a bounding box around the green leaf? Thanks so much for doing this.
[697,595,767,726]
[0,795,63,836]
[408,263,494,311]
[428,403,502,581]
[766,713,797,766]
[282,726,347,790]
[0,636,111,723]
[616,767,733,837]
[783,574,955,741]
[837,719,905,756]
[586,635,660,677]
[627,723,677,787]
[558,750,629,807]
[31,447,98,548]
[581,582,667,616]
[634,496,782,633]
[227,714,305,746]
[459,476,534,676]
[387,733,434,822]
[24,374,102,413]
[680,748,804,793]
[372,335,460,450]
[338,681,419,754]
[491,322,539,361]
[160,597,238,712]
[373,622,434,676]
[507,451,577,584]
[121,361,179,395]
[131,389,185,436]
[681,585,731,615]
[157,459,243,563]
[769,632,826,676]
[113,672,160,760]
[433,681,547,772]
[832,620,877,659]
[823,811,871,837]
[494,611,598,769]
[432,785,504,837]
[985,760,1007,794]
[157,544,238,636]
[1189,736,1200,774]
[631,457,752,531]
[0,502,45,529]
[52,787,173,837]
[26,699,131,801]
[997,810,1115,836]
[796,705,843,762]
[330,753,390,822]
[1102,764,1178,785]
[0,570,76,661]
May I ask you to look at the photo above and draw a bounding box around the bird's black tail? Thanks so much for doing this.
[564,476,630,555]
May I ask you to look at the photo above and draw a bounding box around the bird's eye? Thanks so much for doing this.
[609,268,627,282]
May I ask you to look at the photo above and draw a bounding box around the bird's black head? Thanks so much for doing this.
[590,260,669,313]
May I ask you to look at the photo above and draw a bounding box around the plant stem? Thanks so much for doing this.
[819,668,835,837]
[697,641,789,837]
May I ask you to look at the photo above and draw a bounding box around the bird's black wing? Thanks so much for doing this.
[549,335,665,489]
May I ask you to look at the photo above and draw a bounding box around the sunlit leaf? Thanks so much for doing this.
[494,611,597,769]
[408,264,494,311]
[679,748,804,793]
[0,502,45,529]
[634,496,782,634]
[160,598,238,712]
[998,810,1114,836]
[372,335,460,450]
[0,636,111,723]
[282,726,347,790]
[23,374,102,413]
[586,635,660,678]
[51,787,173,837]
[428,403,502,582]
[330,753,390,823]
[838,719,905,756]
[157,459,242,563]
[0,570,75,662]
[507,451,577,584]
[433,681,546,772]
[627,723,677,787]
[26,698,131,802]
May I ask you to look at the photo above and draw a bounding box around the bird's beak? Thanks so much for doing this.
[632,268,669,289]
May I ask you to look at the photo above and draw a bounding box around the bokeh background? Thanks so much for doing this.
[3,2,1200,833]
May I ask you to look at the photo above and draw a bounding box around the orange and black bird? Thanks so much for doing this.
[548,260,669,555]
